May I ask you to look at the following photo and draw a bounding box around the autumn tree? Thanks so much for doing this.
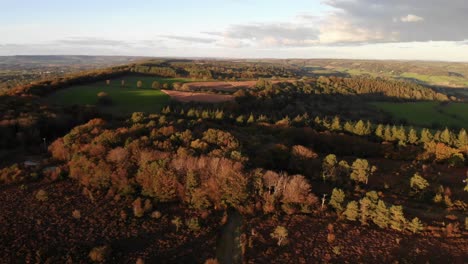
[410,173,429,192]
[389,205,406,231]
[408,128,419,144]
[329,188,345,213]
[343,201,359,221]
[151,81,161,89]
[322,154,337,181]
[420,128,433,143]
[137,80,143,88]
[373,200,389,228]
[271,226,288,246]
[407,217,424,233]
[350,159,376,185]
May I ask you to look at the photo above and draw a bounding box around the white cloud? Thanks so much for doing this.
[400,14,424,23]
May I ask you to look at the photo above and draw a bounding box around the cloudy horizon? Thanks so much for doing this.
[2,0,468,61]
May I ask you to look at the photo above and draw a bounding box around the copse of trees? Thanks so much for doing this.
[48,115,321,215]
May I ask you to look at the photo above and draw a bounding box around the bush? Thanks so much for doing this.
[97,92,112,105]
[271,226,288,246]
[89,245,111,262]
[35,189,48,201]
[410,173,429,192]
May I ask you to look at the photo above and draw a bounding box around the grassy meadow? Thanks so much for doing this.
[45,75,193,115]
[372,101,468,129]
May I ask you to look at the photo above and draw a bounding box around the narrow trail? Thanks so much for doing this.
[216,210,244,264]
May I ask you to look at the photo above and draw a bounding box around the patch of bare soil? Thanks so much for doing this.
[162,90,234,103]
[0,179,220,263]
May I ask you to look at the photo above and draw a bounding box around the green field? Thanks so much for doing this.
[371,101,468,129]
[45,75,193,115]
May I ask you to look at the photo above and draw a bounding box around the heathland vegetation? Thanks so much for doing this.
[0,58,466,263]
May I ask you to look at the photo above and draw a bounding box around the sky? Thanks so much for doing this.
[1,0,468,61]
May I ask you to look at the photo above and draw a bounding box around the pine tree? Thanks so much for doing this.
[354,120,366,135]
[343,201,359,221]
[408,128,419,144]
[359,197,372,225]
[331,116,342,131]
[384,125,393,141]
[247,113,255,124]
[350,159,376,185]
[420,128,433,143]
[410,173,429,192]
[344,122,354,133]
[373,200,389,229]
[365,121,372,135]
[407,217,424,233]
[456,129,468,149]
[329,188,345,213]
[440,128,453,145]
[389,205,406,231]
[375,124,384,139]
[396,125,407,142]
[322,154,337,181]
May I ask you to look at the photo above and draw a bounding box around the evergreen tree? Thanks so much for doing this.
[420,128,433,143]
[364,121,372,135]
[440,128,453,145]
[350,159,377,185]
[329,188,345,213]
[343,201,359,221]
[344,122,354,133]
[331,116,342,131]
[433,130,441,142]
[322,154,338,181]
[359,197,372,225]
[384,125,393,141]
[395,125,407,142]
[456,129,468,149]
[408,128,419,144]
[410,173,429,192]
[373,200,389,229]
[247,113,255,124]
[353,120,366,136]
[375,124,384,139]
[389,205,406,231]
[407,217,424,233]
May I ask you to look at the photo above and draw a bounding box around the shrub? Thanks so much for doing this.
[89,245,111,262]
[132,198,144,218]
[72,210,81,219]
[97,92,112,105]
[151,211,162,219]
[186,217,201,232]
[271,226,288,246]
[171,216,183,232]
[35,189,48,201]
[410,173,429,192]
